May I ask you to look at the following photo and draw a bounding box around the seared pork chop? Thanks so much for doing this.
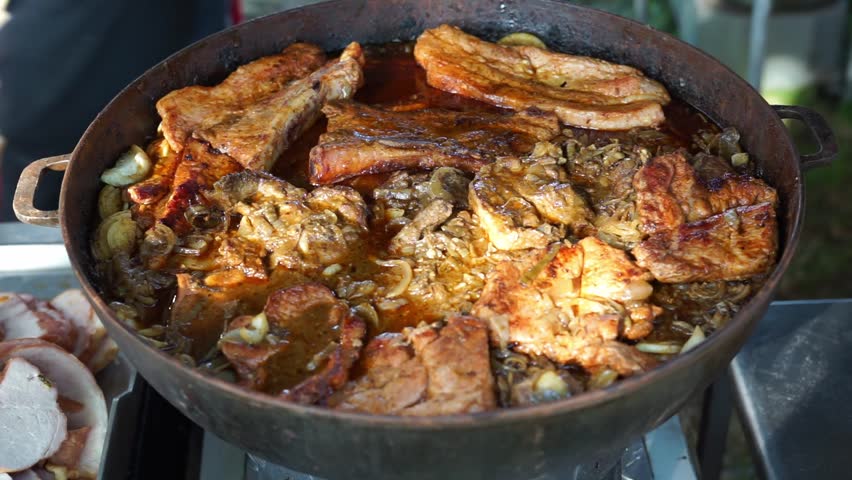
[308,101,559,184]
[472,238,658,376]
[195,43,365,171]
[156,43,327,152]
[633,203,777,283]
[414,25,670,130]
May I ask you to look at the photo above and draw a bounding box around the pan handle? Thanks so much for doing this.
[772,105,838,171]
[13,154,71,227]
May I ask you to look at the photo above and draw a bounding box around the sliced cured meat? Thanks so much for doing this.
[49,290,107,365]
[0,294,77,353]
[0,340,107,479]
[0,358,67,473]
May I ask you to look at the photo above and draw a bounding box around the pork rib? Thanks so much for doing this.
[308,101,559,184]
[414,25,670,130]
[195,43,365,171]
[156,43,327,152]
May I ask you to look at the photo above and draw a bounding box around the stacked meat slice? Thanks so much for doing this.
[0,290,113,479]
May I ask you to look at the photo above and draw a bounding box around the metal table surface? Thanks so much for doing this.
[730,299,852,480]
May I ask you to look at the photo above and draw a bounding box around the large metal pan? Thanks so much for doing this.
[12,1,837,478]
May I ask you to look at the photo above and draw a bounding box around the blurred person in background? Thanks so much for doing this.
[0,0,232,221]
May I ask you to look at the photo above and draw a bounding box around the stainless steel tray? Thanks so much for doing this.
[0,222,138,480]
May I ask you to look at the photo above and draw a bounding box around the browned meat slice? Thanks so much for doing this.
[632,203,777,283]
[195,43,365,171]
[220,284,366,404]
[0,293,77,353]
[0,357,66,473]
[414,25,670,130]
[153,139,242,234]
[634,152,777,234]
[156,43,327,151]
[403,316,496,415]
[470,142,594,250]
[308,101,559,184]
[126,139,180,205]
[472,239,658,377]
[333,333,428,414]
[0,340,107,479]
[336,316,496,415]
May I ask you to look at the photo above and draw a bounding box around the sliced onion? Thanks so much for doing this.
[636,342,682,355]
[353,303,380,329]
[588,369,618,389]
[375,259,412,298]
[239,312,269,345]
[101,145,152,186]
[680,326,706,353]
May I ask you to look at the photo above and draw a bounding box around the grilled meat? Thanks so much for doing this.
[470,142,594,250]
[156,43,327,152]
[414,25,670,130]
[634,152,777,234]
[195,43,365,171]
[308,101,559,184]
[335,316,495,415]
[633,203,777,283]
[127,139,181,205]
[472,238,658,376]
[220,284,366,403]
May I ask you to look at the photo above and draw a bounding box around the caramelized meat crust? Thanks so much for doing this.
[335,316,496,415]
[195,43,365,171]
[156,43,327,152]
[414,25,670,130]
[632,203,777,283]
[308,101,559,184]
[221,283,366,403]
[472,238,658,376]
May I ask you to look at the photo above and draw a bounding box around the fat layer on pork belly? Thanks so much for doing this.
[414,24,670,130]
[156,43,327,153]
[308,100,560,184]
[472,237,660,376]
[334,315,496,415]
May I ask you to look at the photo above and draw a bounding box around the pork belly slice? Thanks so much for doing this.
[0,293,77,353]
[414,25,670,130]
[195,43,365,171]
[0,340,107,479]
[0,358,67,473]
[220,284,366,404]
[308,101,559,184]
[633,152,777,235]
[472,238,659,376]
[156,43,327,152]
[632,203,777,283]
[469,142,594,250]
[335,316,496,415]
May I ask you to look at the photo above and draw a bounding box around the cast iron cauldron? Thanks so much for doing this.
[14,1,837,478]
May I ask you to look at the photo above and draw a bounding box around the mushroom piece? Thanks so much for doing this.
[0,340,107,479]
[0,357,67,473]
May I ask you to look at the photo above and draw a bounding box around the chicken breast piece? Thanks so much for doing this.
[633,151,777,234]
[472,241,658,376]
[156,43,327,152]
[195,43,365,171]
[0,293,77,353]
[414,25,670,130]
[308,101,559,184]
[336,316,496,415]
[470,142,594,250]
[632,203,777,283]
[220,284,366,404]
[0,358,67,474]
